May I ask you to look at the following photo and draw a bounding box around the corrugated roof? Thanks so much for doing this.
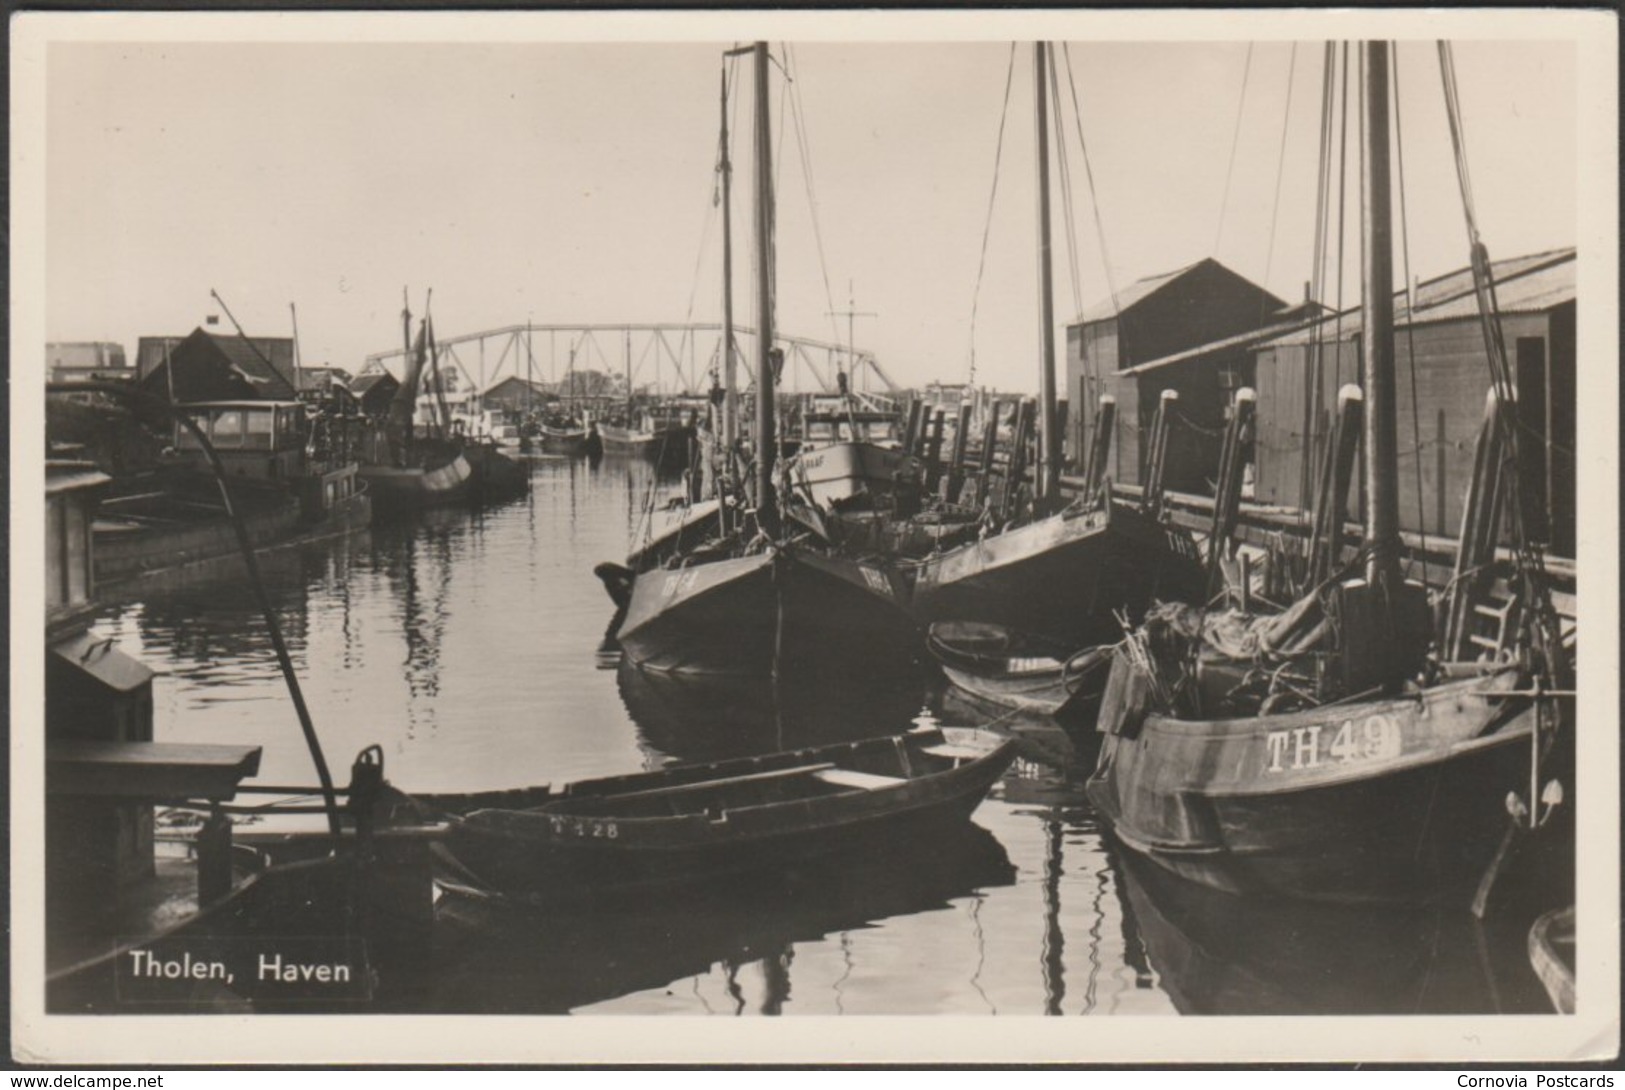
[1257,248,1575,348]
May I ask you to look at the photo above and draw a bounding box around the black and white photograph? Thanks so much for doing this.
[10,8,1617,1066]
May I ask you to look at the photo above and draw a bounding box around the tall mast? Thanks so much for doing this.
[1360,41,1400,591]
[752,41,776,511]
[1034,42,1061,507]
[720,61,738,464]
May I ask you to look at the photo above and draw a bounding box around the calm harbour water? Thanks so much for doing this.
[91,454,1555,1016]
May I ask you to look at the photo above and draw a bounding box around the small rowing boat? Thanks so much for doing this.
[409,725,1017,906]
[1528,904,1575,1013]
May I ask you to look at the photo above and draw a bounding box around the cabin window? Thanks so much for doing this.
[210,410,245,449]
[808,422,835,440]
[243,409,275,450]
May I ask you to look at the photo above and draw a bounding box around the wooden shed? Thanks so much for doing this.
[1250,247,1575,559]
[1065,258,1286,487]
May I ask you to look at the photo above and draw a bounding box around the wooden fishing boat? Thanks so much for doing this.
[1087,664,1539,903]
[625,497,723,572]
[1528,904,1575,1013]
[596,44,918,679]
[911,499,1206,649]
[538,421,590,455]
[410,725,1017,906]
[599,415,692,468]
[926,620,1111,721]
[357,446,475,513]
[1086,43,1571,909]
[610,540,915,675]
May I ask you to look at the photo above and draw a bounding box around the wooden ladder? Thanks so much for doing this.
[1467,588,1520,660]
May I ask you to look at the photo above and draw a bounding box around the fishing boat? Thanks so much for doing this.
[786,395,918,511]
[409,724,1017,907]
[609,540,914,675]
[926,620,1111,722]
[1084,42,1571,907]
[538,418,591,455]
[90,403,371,586]
[597,42,915,677]
[357,296,478,514]
[906,44,1206,649]
[1528,904,1575,1013]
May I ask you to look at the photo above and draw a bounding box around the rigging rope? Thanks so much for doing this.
[965,42,1018,386]
[1048,51,1086,324]
[1060,43,1124,385]
[1213,42,1255,260]
[1260,42,1299,308]
[1391,43,1431,585]
[1302,42,1337,505]
[784,44,844,348]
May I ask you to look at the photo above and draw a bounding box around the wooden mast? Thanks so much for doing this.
[1360,40,1401,592]
[719,62,739,470]
[1034,42,1061,508]
[752,40,776,517]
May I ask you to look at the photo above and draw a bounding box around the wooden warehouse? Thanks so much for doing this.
[1247,246,1576,558]
[1065,257,1287,490]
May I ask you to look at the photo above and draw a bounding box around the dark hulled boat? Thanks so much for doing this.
[912,499,1205,649]
[612,541,914,675]
[1084,42,1571,909]
[410,725,1017,907]
[597,43,916,679]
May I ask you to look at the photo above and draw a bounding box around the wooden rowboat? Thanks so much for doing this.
[410,725,1018,906]
[926,620,1112,721]
[1528,904,1575,1013]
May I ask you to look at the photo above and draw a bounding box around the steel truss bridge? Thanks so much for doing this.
[364,322,899,411]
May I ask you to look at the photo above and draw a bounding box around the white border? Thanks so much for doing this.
[10,8,1618,1066]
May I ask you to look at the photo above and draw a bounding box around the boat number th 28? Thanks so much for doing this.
[549,817,619,839]
[1264,713,1403,773]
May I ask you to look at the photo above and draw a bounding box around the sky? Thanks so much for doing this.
[41,28,1581,396]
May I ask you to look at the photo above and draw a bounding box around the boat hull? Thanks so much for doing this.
[1086,668,1538,903]
[538,427,589,455]
[93,489,371,585]
[911,502,1206,648]
[420,728,1017,907]
[599,424,692,468]
[627,499,724,571]
[790,441,917,508]
[357,452,475,514]
[615,547,916,675]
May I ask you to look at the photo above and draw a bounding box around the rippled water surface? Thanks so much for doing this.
[91,454,1557,1016]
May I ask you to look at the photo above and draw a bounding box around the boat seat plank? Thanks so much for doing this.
[812,768,908,790]
[920,744,987,761]
[47,739,263,802]
[594,762,838,803]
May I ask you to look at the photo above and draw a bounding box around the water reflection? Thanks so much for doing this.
[617,660,934,765]
[1109,837,1554,1014]
[420,821,1016,1014]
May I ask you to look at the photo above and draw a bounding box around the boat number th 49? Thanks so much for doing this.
[1264,713,1403,773]
[549,817,619,839]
